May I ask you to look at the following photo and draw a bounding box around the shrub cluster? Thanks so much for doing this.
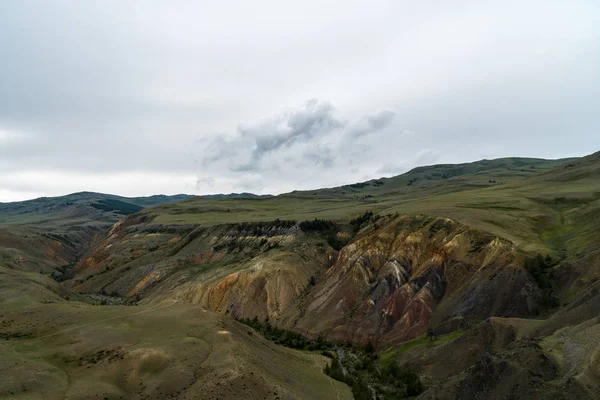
[347,182,370,189]
[350,210,378,232]
[324,351,423,400]
[232,219,296,235]
[51,262,75,282]
[91,199,143,215]
[524,253,558,309]
[238,315,423,400]
[326,234,349,251]
[236,317,331,351]
[299,218,339,233]
[42,232,76,248]
[298,218,348,251]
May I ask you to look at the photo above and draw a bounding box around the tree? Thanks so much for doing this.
[426,327,436,341]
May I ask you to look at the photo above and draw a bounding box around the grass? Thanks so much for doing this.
[141,164,596,257]
[184,262,226,279]
[5,155,595,268]
[0,286,351,400]
[132,156,596,254]
[379,330,466,364]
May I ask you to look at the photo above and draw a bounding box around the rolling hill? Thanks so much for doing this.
[1,152,600,399]
[0,192,195,225]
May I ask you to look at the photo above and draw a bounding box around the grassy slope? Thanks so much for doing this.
[142,155,597,254]
[0,276,351,400]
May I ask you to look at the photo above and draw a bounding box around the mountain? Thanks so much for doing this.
[2,152,600,399]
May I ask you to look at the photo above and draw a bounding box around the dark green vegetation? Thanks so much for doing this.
[91,198,144,215]
[298,211,380,250]
[299,218,339,233]
[238,316,423,399]
[299,217,348,250]
[325,350,423,400]
[237,316,331,351]
[524,253,560,310]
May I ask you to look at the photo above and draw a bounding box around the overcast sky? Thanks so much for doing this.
[0,1,599,201]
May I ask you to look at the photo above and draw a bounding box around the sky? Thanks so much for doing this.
[0,0,599,202]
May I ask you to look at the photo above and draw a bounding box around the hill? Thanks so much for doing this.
[2,152,600,399]
[0,192,195,226]
[68,152,600,398]
[0,192,195,276]
[0,271,350,400]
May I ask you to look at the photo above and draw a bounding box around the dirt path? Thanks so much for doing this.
[34,300,178,340]
[310,353,341,400]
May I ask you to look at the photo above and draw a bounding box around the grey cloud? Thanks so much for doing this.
[301,146,336,169]
[201,99,397,175]
[230,162,259,173]
[346,110,396,138]
[201,135,247,167]
[240,99,344,160]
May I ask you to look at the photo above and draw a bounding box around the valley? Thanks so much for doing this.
[1,153,600,399]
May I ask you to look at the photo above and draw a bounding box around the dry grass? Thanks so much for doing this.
[0,283,351,400]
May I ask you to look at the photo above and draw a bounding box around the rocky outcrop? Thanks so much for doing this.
[71,219,329,322]
[287,214,539,346]
[71,214,541,347]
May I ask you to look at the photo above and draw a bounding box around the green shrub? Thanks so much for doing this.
[299,218,338,233]
[524,253,558,309]
[91,199,143,215]
[350,211,374,232]
[236,317,332,351]
[240,314,422,399]
[327,233,349,251]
